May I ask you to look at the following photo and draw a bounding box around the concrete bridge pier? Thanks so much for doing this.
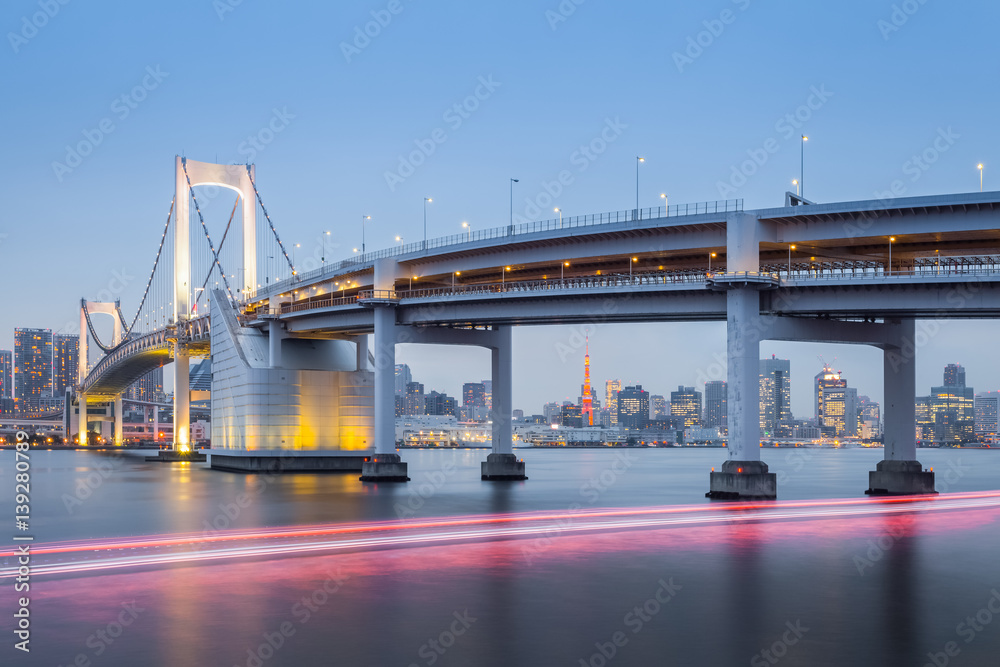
[482,325,527,481]
[76,392,88,446]
[708,287,776,499]
[867,319,936,495]
[173,342,190,451]
[113,394,123,447]
[360,302,409,482]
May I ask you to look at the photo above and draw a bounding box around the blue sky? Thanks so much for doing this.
[2,0,998,417]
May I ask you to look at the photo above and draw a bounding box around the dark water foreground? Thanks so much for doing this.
[2,447,999,666]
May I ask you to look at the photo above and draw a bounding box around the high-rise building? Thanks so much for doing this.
[126,367,165,402]
[0,350,11,399]
[929,365,975,444]
[760,355,791,433]
[52,334,79,396]
[580,337,593,426]
[14,328,53,413]
[814,364,847,424]
[606,379,622,426]
[425,391,457,416]
[463,382,486,408]
[404,382,425,415]
[670,386,702,429]
[561,404,583,428]
[482,380,492,411]
[944,363,966,388]
[821,385,858,436]
[650,394,668,420]
[915,396,933,441]
[543,402,561,424]
[394,364,412,395]
[858,395,881,439]
[704,380,727,432]
[617,385,650,430]
[759,376,775,435]
[975,391,1000,441]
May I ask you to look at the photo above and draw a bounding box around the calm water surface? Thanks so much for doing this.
[2,447,999,666]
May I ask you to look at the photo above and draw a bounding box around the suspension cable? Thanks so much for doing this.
[126,197,175,336]
[246,165,296,276]
[194,195,239,310]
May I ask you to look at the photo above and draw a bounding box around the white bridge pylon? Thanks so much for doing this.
[172,157,257,450]
[77,300,125,447]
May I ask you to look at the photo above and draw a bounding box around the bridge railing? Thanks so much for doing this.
[247,198,742,300]
[397,271,711,300]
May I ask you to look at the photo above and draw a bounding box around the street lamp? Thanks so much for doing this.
[395,235,404,250]
[362,215,371,254]
[709,252,717,273]
[629,256,638,277]
[462,221,471,242]
[788,244,796,276]
[555,207,562,228]
[423,199,432,249]
[509,178,519,235]
[502,266,510,285]
[978,163,984,192]
[792,179,799,196]
[292,243,301,274]
[800,136,808,198]
[660,193,668,217]
[636,157,645,218]
[888,236,895,275]
[322,230,331,266]
[453,271,460,288]
[562,261,569,281]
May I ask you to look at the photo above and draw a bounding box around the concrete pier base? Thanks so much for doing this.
[866,460,936,496]
[481,453,528,481]
[360,453,410,482]
[210,453,368,473]
[707,460,777,500]
[145,450,208,463]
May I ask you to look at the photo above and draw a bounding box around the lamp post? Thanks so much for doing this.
[362,215,371,254]
[453,271,460,288]
[322,230,331,266]
[709,252,717,274]
[462,221,471,242]
[562,261,568,281]
[660,193,668,217]
[800,136,808,198]
[395,235,404,251]
[629,256,638,278]
[888,236,895,275]
[788,244,795,276]
[509,178,519,235]
[978,163,984,192]
[635,156,645,218]
[502,266,510,285]
[792,179,799,196]
[292,243,300,274]
[423,198,432,249]
[555,207,562,228]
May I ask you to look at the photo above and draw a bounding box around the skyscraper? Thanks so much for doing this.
[482,380,492,411]
[929,365,974,444]
[814,364,846,424]
[126,367,164,402]
[670,386,702,429]
[463,383,486,408]
[760,355,791,431]
[404,382,425,415]
[975,391,1000,441]
[14,328,53,413]
[821,385,858,436]
[704,380,727,432]
[0,350,11,399]
[606,379,622,426]
[394,364,412,395]
[858,395,881,439]
[617,385,649,430]
[650,395,668,420]
[53,334,79,396]
[944,363,966,388]
[425,390,457,416]
[581,337,593,426]
[759,376,775,435]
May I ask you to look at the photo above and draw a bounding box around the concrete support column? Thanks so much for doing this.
[867,319,935,495]
[173,341,190,451]
[482,325,526,481]
[360,305,409,482]
[268,320,284,368]
[355,334,370,372]
[76,393,87,446]
[726,288,761,463]
[114,394,123,447]
[153,406,159,443]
